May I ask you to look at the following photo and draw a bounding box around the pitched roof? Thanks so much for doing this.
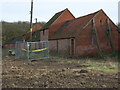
[25,23,42,40]
[41,9,67,30]
[49,10,100,40]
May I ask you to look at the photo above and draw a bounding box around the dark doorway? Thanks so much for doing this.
[71,38,74,56]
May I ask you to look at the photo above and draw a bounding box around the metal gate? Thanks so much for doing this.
[15,41,49,61]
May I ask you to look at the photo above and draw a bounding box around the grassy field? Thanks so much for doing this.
[2,49,119,88]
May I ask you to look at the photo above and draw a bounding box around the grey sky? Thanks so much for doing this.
[1,0,119,24]
[118,1,120,23]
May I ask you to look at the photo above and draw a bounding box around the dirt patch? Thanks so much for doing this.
[2,56,119,88]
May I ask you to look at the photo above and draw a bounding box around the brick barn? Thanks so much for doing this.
[25,23,42,41]
[4,23,42,49]
[32,8,75,42]
[48,9,119,56]
[4,36,24,49]
[31,8,119,56]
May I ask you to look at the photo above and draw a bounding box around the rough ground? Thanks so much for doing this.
[2,56,119,88]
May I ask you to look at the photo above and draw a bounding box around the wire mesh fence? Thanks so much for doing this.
[15,41,49,61]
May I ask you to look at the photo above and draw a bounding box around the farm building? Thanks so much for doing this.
[48,9,119,56]
[27,8,119,56]
[31,8,75,42]
[4,36,24,49]
[25,23,42,41]
[4,23,42,49]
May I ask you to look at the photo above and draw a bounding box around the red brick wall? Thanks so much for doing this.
[49,40,57,51]
[40,29,49,41]
[25,23,42,41]
[49,39,70,55]
[75,10,119,56]
[52,9,75,25]
[49,23,64,39]
[4,44,15,49]
[110,20,119,51]
[75,22,99,56]
[94,10,119,52]
[49,9,75,39]
[58,39,70,54]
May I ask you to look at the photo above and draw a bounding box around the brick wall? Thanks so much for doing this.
[49,39,70,55]
[40,29,49,41]
[4,44,15,49]
[75,22,99,56]
[49,40,57,51]
[94,10,119,51]
[49,9,75,39]
[58,39,70,54]
[75,10,119,56]
[52,9,75,25]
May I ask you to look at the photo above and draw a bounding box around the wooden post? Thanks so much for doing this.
[35,18,37,48]
[92,25,95,47]
[92,19,102,56]
[30,0,33,42]
[106,27,109,46]
[28,0,33,62]
[107,18,114,53]
[35,18,37,39]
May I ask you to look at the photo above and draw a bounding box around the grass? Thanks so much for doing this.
[2,48,119,74]
[49,51,119,74]
[101,51,120,59]
[38,56,62,61]
[80,58,118,74]
[2,49,15,56]
[2,49,10,56]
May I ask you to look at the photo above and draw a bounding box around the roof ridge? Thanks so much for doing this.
[75,10,101,37]
[41,9,67,30]
[49,9,107,40]
[55,8,68,14]
[76,9,100,20]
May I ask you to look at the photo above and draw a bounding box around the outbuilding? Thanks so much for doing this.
[48,9,119,56]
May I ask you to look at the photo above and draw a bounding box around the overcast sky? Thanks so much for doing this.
[0,0,119,24]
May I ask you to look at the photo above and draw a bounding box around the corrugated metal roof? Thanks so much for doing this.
[49,10,99,40]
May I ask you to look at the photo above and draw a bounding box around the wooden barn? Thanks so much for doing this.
[31,8,119,56]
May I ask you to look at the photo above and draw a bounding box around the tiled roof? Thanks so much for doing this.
[49,10,100,40]
[41,9,66,30]
[25,23,42,40]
